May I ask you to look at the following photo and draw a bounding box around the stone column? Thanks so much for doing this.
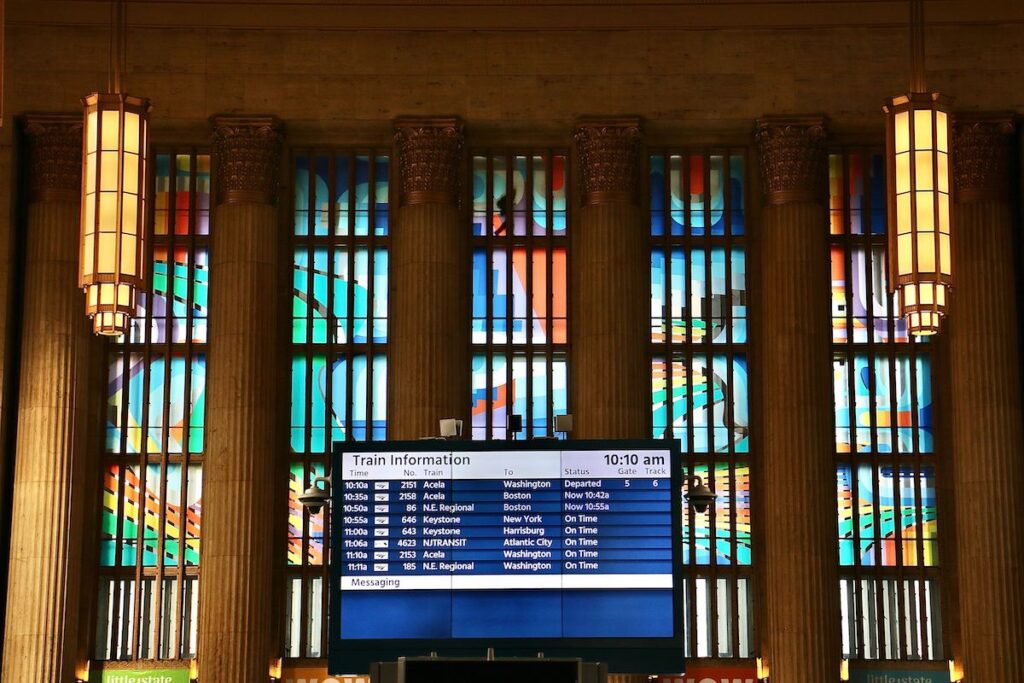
[754,117,839,683]
[388,118,470,440]
[570,118,648,439]
[198,116,283,683]
[948,114,1024,683]
[0,124,16,658]
[1,114,98,682]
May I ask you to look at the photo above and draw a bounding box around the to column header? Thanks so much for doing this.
[210,115,284,205]
[573,116,643,207]
[394,116,464,207]
[755,115,828,205]
[953,113,1017,203]
[22,114,82,204]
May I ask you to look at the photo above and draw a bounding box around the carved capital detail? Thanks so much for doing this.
[953,113,1017,202]
[394,117,464,206]
[210,115,284,205]
[22,114,83,204]
[573,118,643,206]
[755,116,829,205]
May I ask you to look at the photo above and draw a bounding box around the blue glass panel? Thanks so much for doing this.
[294,155,309,235]
[731,249,747,343]
[290,356,307,452]
[372,355,387,440]
[651,251,666,342]
[335,154,350,236]
[373,249,388,343]
[353,249,369,343]
[375,156,390,236]
[670,155,684,236]
[351,355,368,440]
[473,249,488,343]
[730,155,745,236]
[710,249,727,343]
[192,248,209,343]
[314,156,329,236]
[188,355,206,453]
[732,356,749,453]
[312,249,328,343]
[670,248,687,343]
[472,156,487,236]
[310,355,327,452]
[710,155,726,236]
[354,155,371,237]
[650,154,665,236]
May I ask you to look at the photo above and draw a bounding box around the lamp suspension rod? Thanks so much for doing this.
[107,0,114,92]
[108,0,126,93]
[909,0,926,92]
[120,0,127,92]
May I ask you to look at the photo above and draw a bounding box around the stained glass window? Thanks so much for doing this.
[649,150,753,658]
[286,151,390,657]
[830,150,942,660]
[470,152,569,439]
[95,151,210,661]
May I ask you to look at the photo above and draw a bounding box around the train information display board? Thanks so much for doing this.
[328,440,684,674]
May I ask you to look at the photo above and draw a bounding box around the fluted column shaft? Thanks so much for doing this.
[2,115,98,683]
[948,115,1024,683]
[198,117,283,683]
[755,117,839,683]
[388,118,470,440]
[0,140,15,601]
[571,118,648,439]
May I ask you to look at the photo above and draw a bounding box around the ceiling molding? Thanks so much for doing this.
[10,0,1024,32]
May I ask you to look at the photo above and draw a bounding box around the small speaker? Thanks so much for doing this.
[439,418,463,438]
[554,414,574,434]
[507,414,524,434]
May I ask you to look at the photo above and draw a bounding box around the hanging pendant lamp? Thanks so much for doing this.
[80,0,151,336]
[883,0,953,336]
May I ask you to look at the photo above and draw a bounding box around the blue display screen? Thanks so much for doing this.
[328,440,684,674]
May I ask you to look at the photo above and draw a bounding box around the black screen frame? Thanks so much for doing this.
[328,439,685,674]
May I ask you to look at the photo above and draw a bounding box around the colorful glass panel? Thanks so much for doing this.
[681,462,752,566]
[471,352,568,440]
[96,151,208,662]
[292,247,388,345]
[288,461,327,567]
[650,149,751,658]
[287,150,390,658]
[650,153,744,238]
[289,354,387,452]
[837,464,938,569]
[470,151,569,441]
[650,248,746,345]
[831,149,942,661]
[652,355,749,454]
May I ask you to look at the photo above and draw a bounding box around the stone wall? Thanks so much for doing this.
[3,20,1023,142]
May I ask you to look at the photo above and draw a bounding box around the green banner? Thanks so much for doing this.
[850,670,949,683]
[99,669,190,683]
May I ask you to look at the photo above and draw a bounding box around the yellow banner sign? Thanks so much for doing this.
[282,668,368,683]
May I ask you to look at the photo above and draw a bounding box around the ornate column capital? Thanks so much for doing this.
[953,113,1017,203]
[394,117,464,206]
[573,117,643,206]
[210,115,284,205]
[755,116,829,205]
[21,113,83,204]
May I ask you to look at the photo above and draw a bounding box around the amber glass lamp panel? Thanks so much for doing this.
[81,93,150,335]
[884,94,951,336]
